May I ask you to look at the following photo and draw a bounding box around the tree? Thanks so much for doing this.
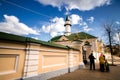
[102,21,115,65]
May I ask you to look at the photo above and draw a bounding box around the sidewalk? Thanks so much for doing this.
[48,63,120,80]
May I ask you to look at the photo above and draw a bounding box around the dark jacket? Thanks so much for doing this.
[89,53,95,62]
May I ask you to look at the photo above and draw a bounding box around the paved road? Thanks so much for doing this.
[48,63,120,80]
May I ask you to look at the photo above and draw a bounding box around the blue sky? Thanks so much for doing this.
[0,0,120,42]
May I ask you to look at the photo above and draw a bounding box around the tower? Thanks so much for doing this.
[64,16,72,36]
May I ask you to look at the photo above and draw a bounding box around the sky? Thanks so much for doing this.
[0,0,120,43]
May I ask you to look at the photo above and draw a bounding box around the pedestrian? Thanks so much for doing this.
[88,51,96,70]
[99,53,105,72]
[105,59,110,72]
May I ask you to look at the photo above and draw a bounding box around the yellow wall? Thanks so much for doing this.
[0,41,25,80]
[0,40,83,80]
[97,41,104,53]
[38,46,69,73]
[70,50,82,68]
[0,48,25,80]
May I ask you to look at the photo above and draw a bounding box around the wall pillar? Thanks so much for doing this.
[23,48,39,79]
[68,49,74,72]
[79,48,85,68]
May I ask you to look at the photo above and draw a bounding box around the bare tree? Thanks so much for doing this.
[102,21,115,65]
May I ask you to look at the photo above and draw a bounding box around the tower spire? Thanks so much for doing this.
[64,15,72,36]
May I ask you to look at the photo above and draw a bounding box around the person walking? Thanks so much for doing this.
[88,51,96,70]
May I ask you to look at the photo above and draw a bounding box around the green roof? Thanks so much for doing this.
[0,32,69,49]
[0,32,26,42]
[51,32,97,41]
[50,35,63,42]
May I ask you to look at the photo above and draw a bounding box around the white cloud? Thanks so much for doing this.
[116,21,120,25]
[113,33,120,42]
[65,11,71,15]
[70,14,93,32]
[82,22,93,32]
[32,36,39,40]
[0,14,39,35]
[36,0,111,11]
[41,14,94,37]
[70,14,82,25]
[41,17,65,37]
[87,17,94,23]
[83,25,93,32]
